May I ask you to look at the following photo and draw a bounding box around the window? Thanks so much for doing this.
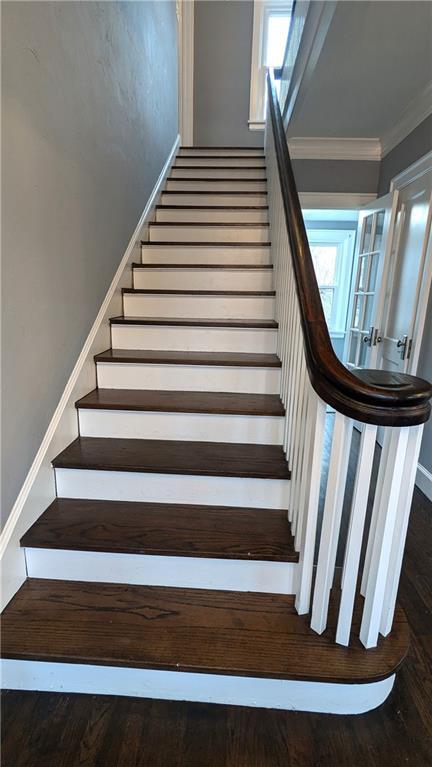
[249,1,293,130]
[306,230,356,336]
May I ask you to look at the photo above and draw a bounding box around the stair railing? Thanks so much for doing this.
[266,69,432,648]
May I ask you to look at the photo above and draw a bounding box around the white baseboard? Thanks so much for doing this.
[416,463,432,501]
[0,659,395,714]
[0,134,180,612]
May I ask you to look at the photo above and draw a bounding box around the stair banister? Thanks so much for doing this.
[265,69,432,648]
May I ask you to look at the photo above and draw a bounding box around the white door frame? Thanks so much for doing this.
[177,0,194,146]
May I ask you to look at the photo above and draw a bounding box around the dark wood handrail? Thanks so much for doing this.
[267,70,432,426]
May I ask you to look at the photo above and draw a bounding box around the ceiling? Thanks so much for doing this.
[288,1,432,139]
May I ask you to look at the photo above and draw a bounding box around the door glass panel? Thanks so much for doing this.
[353,295,363,328]
[358,337,368,367]
[348,332,359,365]
[369,252,379,290]
[362,215,373,253]
[363,295,374,330]
[358,255,369,291]
[373,211,385,251]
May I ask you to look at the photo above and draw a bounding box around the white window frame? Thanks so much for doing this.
[308,230,356,337]
[248,0,293,131]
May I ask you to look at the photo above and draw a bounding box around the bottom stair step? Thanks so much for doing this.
[1,580,409,713]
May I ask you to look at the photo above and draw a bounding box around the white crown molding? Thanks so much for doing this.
[287,137,381,161]
[299,192,376,209]
[381,81,432,159]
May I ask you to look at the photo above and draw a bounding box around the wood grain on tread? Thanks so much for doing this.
[52,437,291,479]
[1,579,409,683]
[75,389,285,416]
[20,498,296,561]
[170,166,266,170]
[131,263,273,269]
[109,316,278,328]
[94,349,281,367]
[161,190,268,196]
[155,205,269,211]
[167,179,267,183]
[122,289,276,296]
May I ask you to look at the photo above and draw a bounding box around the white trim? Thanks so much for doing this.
[0,135,181,612]
[416,463,432,502]
[24,548,297,595]
[390,150,432,192]
[299,192,376,209]
[381,82,432,159]
[177,0,194,145]
[288,137,381,161]
[0,659,395,714]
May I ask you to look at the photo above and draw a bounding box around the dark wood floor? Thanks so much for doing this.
[1,484,431,766]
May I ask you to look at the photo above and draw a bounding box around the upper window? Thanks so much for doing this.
[249,1,293,130]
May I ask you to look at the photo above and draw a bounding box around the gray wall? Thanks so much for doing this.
[293,159,379,194]
[193,0,263,147]
[378,115,432,195]
[1,1,178,525]
[377,116,432,476]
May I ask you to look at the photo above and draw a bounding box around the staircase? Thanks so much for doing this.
[0,145,413,714]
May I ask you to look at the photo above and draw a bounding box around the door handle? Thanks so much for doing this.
[396,335,408,360]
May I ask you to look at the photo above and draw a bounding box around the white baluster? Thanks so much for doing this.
[311,412,353,634]
[380,424,423,636]
[359,427,410,649]
[336,423,377,646]
[295,395,326,615]
[360,429,391,597]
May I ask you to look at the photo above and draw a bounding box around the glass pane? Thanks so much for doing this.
[358,336,368,367]
[362,295,374,331]
[369,252,379,291]
[348,332,359,365]
[353,295,364,329]
[264,14,291,67]
[310,245,338,286]
[373,211,385,251]
[361,214,373,253]
[319,288,333,324]
[358,255,369,292]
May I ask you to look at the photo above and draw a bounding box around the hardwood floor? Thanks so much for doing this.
[2,485,431,766]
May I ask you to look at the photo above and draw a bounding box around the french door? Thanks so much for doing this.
[344,192,399,370]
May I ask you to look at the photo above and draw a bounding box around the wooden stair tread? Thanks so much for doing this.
[161,191,268,196]
[170,165,266,170]
[109,316,278,328]
[122,289,275,296]
[52,437,291,479]
[94,348,281,367]
[131,263,273,269]
[1,579,409,683]
[75,389,285,416]
[20,498,296,561]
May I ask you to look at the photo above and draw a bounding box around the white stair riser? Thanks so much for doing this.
[132,268,273,291]
[122,294,275,319]
[96,362,281,394]
[54,468,290,509]
[170,167,266,179]
[78,410,284,445]
[175,157,266,168]
[166,180,267,192]
[111,325,278,353]
[156,208,268,223]
[149,224,269,243]
[1,660,395,714]
[179,149,264,157]
[160,193,268,206]
[141,245,271,265]
[24,548,296,594]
